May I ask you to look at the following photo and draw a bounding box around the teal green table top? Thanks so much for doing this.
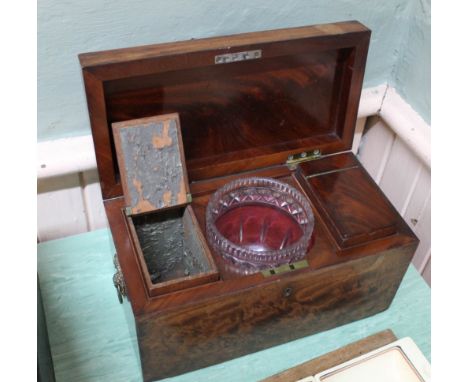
[37,228,431,382]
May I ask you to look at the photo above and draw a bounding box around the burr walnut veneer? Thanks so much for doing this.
[79,21,418,381]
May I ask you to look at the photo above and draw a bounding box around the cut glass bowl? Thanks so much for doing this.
[206,177,314,272]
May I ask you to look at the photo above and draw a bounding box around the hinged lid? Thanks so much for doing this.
[112,114,190,215]
[80,21,370,200]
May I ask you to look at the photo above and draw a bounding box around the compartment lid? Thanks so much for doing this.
[80,21,371,200]
[112,113,190,215]
[304,166,399,248]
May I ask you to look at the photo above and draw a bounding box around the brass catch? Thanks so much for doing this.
[261,259,309,277]
[286,149,322,169]
[113,254,127,304]
[215,49,262,64]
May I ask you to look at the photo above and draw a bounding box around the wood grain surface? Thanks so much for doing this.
[297,160,399,248]
[261,329,397,382]
[136,244,415,381]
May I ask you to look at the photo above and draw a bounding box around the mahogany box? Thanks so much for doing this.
[79,21,418,381]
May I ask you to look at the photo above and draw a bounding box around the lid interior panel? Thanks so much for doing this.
[80,22,370,199]
[105,48,354,176]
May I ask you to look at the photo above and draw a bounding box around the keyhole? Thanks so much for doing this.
[283,287,293,297]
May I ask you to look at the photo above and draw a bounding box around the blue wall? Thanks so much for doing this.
[38,0,430,141]
[392,0,431,123]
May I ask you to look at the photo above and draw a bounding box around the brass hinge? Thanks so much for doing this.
[261,259,309,277]
[286,149,322,169]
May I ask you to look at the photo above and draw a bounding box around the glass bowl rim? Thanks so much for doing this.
[205,176,315,263]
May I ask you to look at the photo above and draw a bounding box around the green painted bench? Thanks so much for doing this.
[38,228,430,382]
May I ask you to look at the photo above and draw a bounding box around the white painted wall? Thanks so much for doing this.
[37,171,108,242]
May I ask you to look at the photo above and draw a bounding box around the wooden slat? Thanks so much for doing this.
[351,117,367,154]
[411,197,431,272]
[81,170,108,231]
[379,136,422,213]
[357,116,395,182]
[401,166,431,275]
[422,257,431,286]
[400,165,423,217]
[260,330,397,382]
[403,166,431,231]
[37,174,88,242]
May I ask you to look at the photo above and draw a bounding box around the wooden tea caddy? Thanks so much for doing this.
[79,21,419,381]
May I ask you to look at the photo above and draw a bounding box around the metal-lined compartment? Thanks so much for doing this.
[126,205,218,296]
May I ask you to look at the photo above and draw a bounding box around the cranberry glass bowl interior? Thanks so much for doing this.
[206,177,315,270]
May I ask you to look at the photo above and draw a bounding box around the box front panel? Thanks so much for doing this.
[136,244,415,381]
